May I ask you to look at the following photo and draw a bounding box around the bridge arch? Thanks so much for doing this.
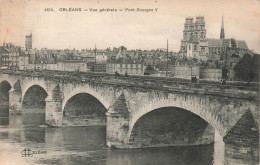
[62,86,110,111]
[129,98,227,139]
[0,80,12,89]
[21,81,48,101]
[22,84,48,111]
[0,79,14,89]
[0,80,12,107]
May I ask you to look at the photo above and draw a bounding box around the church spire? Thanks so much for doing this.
[220,15,225,39]
[221,15,224,28]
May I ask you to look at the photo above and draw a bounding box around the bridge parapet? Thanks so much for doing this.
[2,71,258,100]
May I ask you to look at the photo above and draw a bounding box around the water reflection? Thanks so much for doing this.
[0,110,258,165]
[0,105,9,125]
[45,126,106,151]
[106,145,214,165]
[224,144,259,165]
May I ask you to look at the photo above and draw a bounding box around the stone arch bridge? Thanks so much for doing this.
[0,71,259,149]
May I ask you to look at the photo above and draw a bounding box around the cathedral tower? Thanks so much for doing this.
[183,17,195,41]
[194,16,206,40]
[220,15,225,39]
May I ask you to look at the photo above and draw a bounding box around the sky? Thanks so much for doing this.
[0,0,260,53]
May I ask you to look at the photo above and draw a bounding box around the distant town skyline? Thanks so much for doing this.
[0,0,260,53]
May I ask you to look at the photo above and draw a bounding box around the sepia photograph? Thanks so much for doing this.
[0,0,259,164]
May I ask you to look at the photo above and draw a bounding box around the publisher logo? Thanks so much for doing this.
[21,148,47,157]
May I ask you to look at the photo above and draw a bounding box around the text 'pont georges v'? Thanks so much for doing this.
[44,7,159,13]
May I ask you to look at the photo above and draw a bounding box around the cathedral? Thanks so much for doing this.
[180,16,250,60]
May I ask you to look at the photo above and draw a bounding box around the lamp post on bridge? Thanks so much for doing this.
[34,52,37,70]
[41,60,43,71]
[166,39,168,77]
[191,66,193,82]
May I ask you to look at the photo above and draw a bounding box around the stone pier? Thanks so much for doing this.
[106,93,130,148]
[45,97,63,127]
[45,84,63,127]
[9,80,22,115]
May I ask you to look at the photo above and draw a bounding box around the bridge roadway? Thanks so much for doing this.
[2,70,259,99]
[0,69,259,150]
[6,69,259,86]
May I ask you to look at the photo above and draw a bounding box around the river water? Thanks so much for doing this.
[0,106,258,165]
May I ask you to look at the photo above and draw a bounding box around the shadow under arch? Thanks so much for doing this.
[129,98,227,139]
[22,84,48,113]
[0,80,12,116]
[0,80,12,102]
[62,86,110,111]
[21,81,48,102]
[62,92,107,126]
[129,106,219,148]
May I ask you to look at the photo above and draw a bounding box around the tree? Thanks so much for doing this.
[144,65,156,75]
[233,54,253,81]
[222,68,228,79]
[250,54,260,82]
